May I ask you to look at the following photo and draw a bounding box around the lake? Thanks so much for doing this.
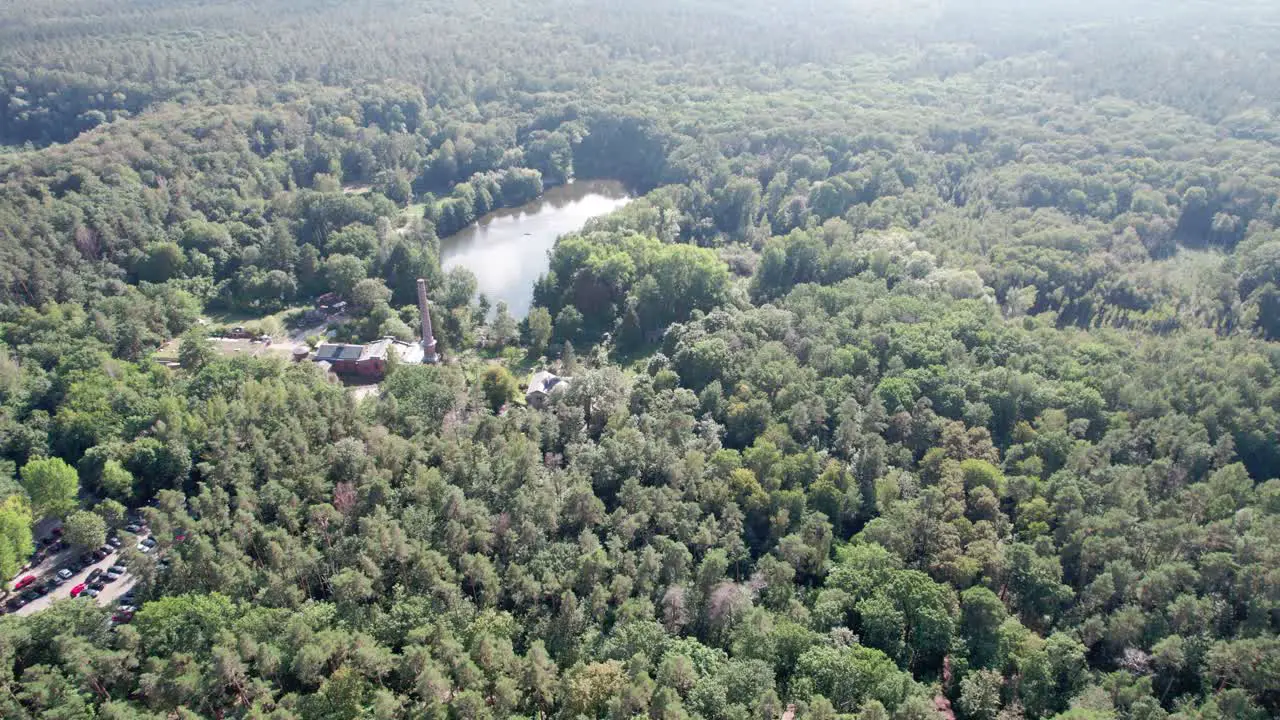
[439,179,631,317]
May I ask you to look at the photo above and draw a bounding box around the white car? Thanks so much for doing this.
[57,568,73,580]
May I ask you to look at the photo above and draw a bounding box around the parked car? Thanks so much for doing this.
[104,570,122,582]
[111,610,134,624]
[21,590,38,602]
[89,580,105,592]
[56,568,73,580]
[13,575,36,590]
[109,564,126,574]
[69,583,85,597]
[84,588,100,598]
[5,597,24,610]
[87,568,103,582]
[124,523,142,534]
[78,552,94,565]
[107,537,122,548]
[91,548,108,561]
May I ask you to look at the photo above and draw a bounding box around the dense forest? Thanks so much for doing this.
[0,0,1278,719]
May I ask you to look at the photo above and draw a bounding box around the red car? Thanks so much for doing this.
[69,583,86,598]
[13,575,36,591]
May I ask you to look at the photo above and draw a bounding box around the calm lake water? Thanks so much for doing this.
[440,179,631,317]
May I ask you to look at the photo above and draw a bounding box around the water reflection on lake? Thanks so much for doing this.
[439,179,631,317]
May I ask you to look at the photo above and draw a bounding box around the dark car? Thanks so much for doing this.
[124,523,142,534]
[109,564,126,574]
[6,597,24,610]
[107,537,122,548]
[89,580,105,592]
[79,552,94,565]
[87,568,103,582]
[20,589,39,602]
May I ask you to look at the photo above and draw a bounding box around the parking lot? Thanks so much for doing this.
[11,552,139,617]
[5,521,151,619]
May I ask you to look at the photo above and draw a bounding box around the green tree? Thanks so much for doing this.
[325,254,368,298]
[0,495,34,581]
[794,644,918,713]
[178,327,214,371]
[93,498,127,530]
[555,306,584,343]
[490,301,518,349]
[63,510,106,549]
[961,587,1009,669]
[480,365,519,413]
[139,242,185,283]
[960,669,1004,720]
[527,306,554,355]
[350,278,393,314]
[98,460,135,501]
[21,457,80,518]
[133,593,237,658]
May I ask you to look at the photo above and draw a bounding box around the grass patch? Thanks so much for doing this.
[202,306,308,337]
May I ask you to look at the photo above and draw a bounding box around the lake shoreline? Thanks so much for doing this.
[438,179,632,317]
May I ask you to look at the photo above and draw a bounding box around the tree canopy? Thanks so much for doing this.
[0,1,1277,719]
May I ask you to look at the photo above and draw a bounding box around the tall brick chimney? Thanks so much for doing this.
[417,278,439,362]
